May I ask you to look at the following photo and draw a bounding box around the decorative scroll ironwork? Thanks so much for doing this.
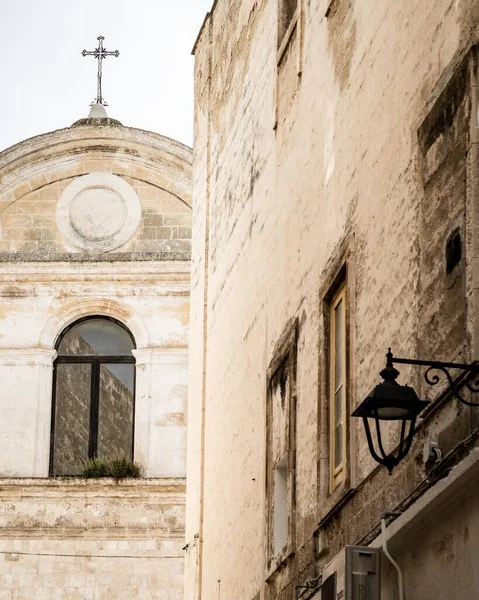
[353,349,479,474]
[82,35,119,106]
[391,349,479,407]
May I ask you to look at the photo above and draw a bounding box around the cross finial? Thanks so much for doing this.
[82,35,119,107]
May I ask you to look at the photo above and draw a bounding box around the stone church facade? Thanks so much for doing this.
[0,111,191,598]
[185,1,479,600]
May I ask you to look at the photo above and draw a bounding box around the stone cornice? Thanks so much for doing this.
[0,124,192,171]
[0,252,192,263]
[0,476,186,494]
[133,348,188,365]
[0,528,186,541]
[0,260,190,279]
[0,348,56,366]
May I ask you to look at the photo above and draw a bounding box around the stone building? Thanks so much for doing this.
[0,106,192,599]
[186,1,479,599]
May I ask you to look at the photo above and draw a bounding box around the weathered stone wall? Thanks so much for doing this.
[0,177,190,256]
[0,478,185,600]
[0,119,191,598]
[368,449,479,600]
[0,120,192,480]
[187,1,479,599]
[0,124,192,258]
[0,261,190,479]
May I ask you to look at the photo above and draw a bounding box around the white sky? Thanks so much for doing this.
[0,0,212,152]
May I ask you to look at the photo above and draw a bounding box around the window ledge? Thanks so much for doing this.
[0,476,186,492]
[265,547,295,582]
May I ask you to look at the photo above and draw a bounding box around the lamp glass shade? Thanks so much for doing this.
[374,405,412,420]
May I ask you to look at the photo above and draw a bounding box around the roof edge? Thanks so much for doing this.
[0,122,192,173]
[71,117,124,128]
[192,0,220,55]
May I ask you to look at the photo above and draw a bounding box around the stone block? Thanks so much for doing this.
[176,227,191,240]
[157,227,174,240]
[163,214,191,227]
[143,215,164,227]
[140,226,158,240]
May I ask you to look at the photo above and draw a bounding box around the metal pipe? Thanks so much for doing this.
[380,514,404,600]
[197,16,214,600]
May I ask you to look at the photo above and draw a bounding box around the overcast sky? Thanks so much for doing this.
[0,0,212,152]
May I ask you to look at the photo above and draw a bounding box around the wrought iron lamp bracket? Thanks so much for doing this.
[388,349,479,408]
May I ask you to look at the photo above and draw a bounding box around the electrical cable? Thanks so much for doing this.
[356,426,479,547]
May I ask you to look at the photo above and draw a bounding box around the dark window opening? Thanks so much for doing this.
[446,229,462,274]
[50,317,136,476]
[278,0,298,47]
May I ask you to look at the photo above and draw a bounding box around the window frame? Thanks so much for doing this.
[274,0,303,130]
[265,318,298,576]
[277,0,300,64]
[318,238,356,514]
[329,283,347,493]
[49,316,136,477]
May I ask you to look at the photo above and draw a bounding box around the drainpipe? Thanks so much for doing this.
[380,511,405,600]
[197,14,213,600]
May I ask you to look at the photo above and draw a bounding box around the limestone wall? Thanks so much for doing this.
[0,478,185,600]
[0,117,192,599]
[0,261,190,479]
[0,124,192,258]
[0,120,192,480]
[187,1,479,599]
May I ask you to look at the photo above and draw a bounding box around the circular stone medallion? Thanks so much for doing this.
[70,188,127,241]
[56,173,141,252]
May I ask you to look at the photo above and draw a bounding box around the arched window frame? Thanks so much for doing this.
[49,315,137,477]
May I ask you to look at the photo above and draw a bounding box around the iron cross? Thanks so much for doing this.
[82,35,119,106]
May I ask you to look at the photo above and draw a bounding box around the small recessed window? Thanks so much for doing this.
[330,283,347,492]
[446,230,462,274]
[278,0,298,48]
[266,322,297,571]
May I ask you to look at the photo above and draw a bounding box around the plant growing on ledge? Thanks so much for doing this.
[108,457,142,479]
[81,458,109,478]
[81,457,142,480]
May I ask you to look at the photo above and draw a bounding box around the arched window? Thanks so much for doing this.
[50,317,136,476]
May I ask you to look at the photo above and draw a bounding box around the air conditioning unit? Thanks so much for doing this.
[310,545,381,600]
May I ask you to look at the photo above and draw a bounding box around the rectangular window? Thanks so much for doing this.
[266,320,297,572]
[329,284,347,492]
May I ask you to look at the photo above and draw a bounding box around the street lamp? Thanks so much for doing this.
[352,349,479,473]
